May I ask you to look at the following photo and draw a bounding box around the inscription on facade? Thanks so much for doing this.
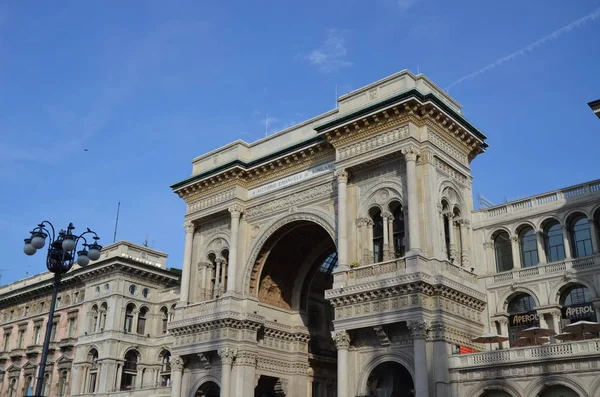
[248,162,334,198]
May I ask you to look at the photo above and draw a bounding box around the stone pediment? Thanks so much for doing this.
[6,364,21,373]
[22,361,37,370]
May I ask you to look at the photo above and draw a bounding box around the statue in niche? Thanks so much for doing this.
[258,274,290,309]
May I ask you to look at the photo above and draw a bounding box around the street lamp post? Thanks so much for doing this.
[23,221,102,397]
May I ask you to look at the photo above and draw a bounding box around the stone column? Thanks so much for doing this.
[356,218,367,265]
[180,221,195,304]
[214,259,223,298]
[510,236,522,269]
[484,242,495,273]
[589,218,600,255]
[199,263,208,300]
[562,226,572,259]
[498,318,509,349]
[218,348,236,397]
[115,364,123,391]
[438,204,446,258]
[593,301,600,323]
[409,321,429,397]
[387,215,395,255]
[536,231,547,264]
[206,263,214,299]
[335,170,349,268]
[458,219,470,267]
[233,351,256,397]
[551,310,562,334]
[170,355,184,397]
[446,213,456,262]
[227,205,243,293]
[332,331,350,397]
[382,212,392,260]
[366,220,374,264]
[403,147,420,253]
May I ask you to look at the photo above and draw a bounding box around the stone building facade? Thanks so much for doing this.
[169,70,600,397]
[0,241,180,397]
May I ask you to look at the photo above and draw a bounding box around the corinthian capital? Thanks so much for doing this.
[218,348,237,365]
[183,221,195,233]
[402,146,420,162]
[331,330,350,350]
[228,204,244,217]
[408,321,429,339]
[170,355,184,371]
[334,169,349,183]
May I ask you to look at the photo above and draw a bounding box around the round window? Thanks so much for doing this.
[129,284,137,295]
[142,288,150,298]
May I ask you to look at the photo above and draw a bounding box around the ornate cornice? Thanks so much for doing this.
[173,143,333,201]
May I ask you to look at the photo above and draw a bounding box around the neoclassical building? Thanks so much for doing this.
[168,70,600,397]
[0,241,180,397]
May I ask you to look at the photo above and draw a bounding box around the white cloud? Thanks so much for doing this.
[305,29,353,73]
[397,0,420,11]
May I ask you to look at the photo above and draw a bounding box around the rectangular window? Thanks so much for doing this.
[68,319,75,338]
[34,326,41,345]
[56,297,62,308]
[89,373,97,393]
[18,330,24,348]
[40,302,45,312]
[3,333,9,351]
[50,322,58,341]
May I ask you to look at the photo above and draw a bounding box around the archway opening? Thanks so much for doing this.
[507,293,538,346]
[250,220,338,394]
[195,381,220,397]
[366,361,414,397]
[537,385,579,397]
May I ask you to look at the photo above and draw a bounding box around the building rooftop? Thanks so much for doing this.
[589,99,600,119]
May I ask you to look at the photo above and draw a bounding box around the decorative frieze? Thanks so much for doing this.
[434,157,468,185]
[256,357,309,375]
[187,188,236,214]
[428,128,469,165]
[244,183,334,221]
[337,126,409,160]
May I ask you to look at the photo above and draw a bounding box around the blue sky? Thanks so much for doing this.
[1,0,599,284]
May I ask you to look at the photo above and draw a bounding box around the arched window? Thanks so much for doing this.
[494,231,513,272]
[571,217,593,258]
[100,302,108,331]
[8,378,16,397]
[544,222,565,263]
[519,227,539,267]
[161,307,168,335]
[560,285,596,324]
[124,304,135,333]
[169,304,176,322]
[369,207,384,263]
[453,207,463,265]
[442,201,451,260]
[90,304,99,333]
[121,350,139,390]
[507,293,538,345]
[221,249,229,291]
[24,376,33,396]
[58,370,68,396]
[159,350,172,386]
[137,307,148,335]
[208,253,217,298]
[88,349,99,393]
[390,202,405,257]
[43,374,50,396]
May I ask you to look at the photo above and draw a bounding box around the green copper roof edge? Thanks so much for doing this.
[314,88,488,145]
[170,135,325,190]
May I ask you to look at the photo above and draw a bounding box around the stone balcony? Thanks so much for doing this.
[449,340,600,374]
[473,179,600,225]
[26,344,42,356]
[484,254,600,285]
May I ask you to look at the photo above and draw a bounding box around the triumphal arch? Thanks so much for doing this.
[168,70,488,397]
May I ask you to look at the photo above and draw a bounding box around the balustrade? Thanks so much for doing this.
[492,254,600,283]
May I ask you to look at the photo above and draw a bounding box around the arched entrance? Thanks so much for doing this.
[365,361,414,397]
[249,219,338,396]
[538,385,579,397]
[195,381,220,397]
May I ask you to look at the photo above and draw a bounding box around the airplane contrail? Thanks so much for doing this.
[446,7,600,91]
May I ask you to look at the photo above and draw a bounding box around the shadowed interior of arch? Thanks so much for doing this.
[366,361,414,397]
